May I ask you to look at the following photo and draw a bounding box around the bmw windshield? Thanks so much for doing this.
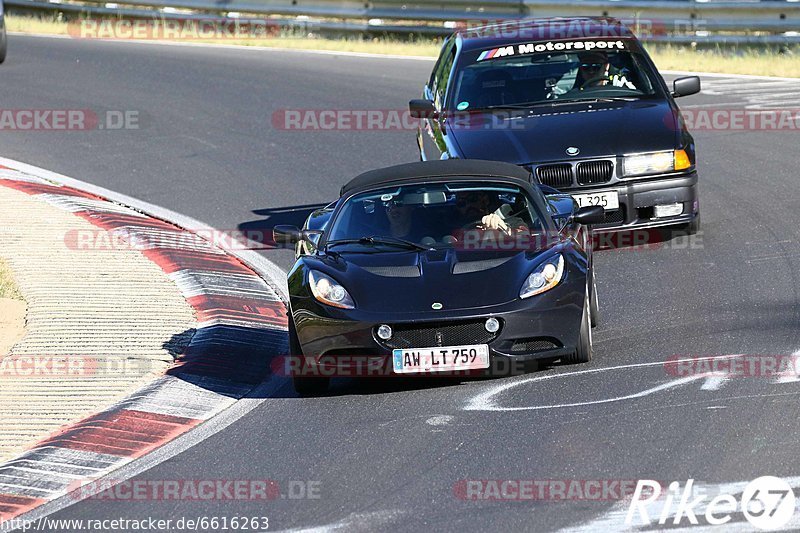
[326,182,548,251]
[450,41,665,112]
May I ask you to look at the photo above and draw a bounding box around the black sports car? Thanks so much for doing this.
[410,17,701,234]
[275,160,605,395]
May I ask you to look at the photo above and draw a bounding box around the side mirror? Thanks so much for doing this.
[672,76,701,98]
[573,206,605,225]
[272,225,304,247]
[409,99,437,119]
[546,194,577,231]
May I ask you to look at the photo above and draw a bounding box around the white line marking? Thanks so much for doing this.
[425,415,453,426]
[700,376,728,391]
[464,355,742,412]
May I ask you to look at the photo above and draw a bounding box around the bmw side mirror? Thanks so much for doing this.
[273,225,303,247]
[672,76,701,98]
[573,206,605,225]
[409,99,437,119]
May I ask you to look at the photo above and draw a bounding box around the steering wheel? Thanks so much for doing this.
[461,219,486,232]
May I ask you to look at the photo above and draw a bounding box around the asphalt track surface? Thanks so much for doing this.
[4,35,800,531]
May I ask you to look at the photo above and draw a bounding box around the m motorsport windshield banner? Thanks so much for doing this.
[478,40,628,61]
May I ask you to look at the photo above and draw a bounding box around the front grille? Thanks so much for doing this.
[510,338,560,354]
[381,320,499,350]
[361,265,420,278]
[536,164,573,189]
[576,160,613,185]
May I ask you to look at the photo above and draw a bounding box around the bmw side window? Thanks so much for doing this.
[428,38,451,92]
[629,53,657,94]
[434,49,456,111]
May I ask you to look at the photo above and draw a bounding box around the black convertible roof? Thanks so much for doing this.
[340,160,532,197]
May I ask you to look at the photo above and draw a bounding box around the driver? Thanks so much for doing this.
[574,51,636,90]
[455,191,528,236]
[385,199,415,239]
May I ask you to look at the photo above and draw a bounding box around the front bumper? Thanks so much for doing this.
[291,280,585,377]
[566,172,699,232]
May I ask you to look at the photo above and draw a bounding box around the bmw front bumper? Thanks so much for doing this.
[579,172,699,232]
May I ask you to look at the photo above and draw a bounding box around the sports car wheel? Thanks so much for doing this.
[293,376,330,396]
[589,266,600,328]
[565,288,593,364]
[288,313,330,396]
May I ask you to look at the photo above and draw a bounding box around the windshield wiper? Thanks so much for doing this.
[473,102,553,111]
[547,96,638,106]
[326,236,433,252]
[468,97,637,112]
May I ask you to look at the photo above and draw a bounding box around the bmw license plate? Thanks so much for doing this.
[572,191,619,211]
[392,344,490,374]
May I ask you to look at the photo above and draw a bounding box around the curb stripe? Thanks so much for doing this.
[0,179,99,200]
[0,495,45,516]
[0,162,289,522]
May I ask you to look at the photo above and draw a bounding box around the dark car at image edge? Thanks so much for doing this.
[0,1,6,64]
[410,17,702,234]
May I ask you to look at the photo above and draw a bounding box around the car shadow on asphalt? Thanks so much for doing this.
[238,202,330,243]
[162,325,288,399]
[593,225,698,252]
[161,328,564,399]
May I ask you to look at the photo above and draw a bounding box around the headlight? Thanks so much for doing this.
[622,150,691,177]
[308,270,355,309]
[520,255,565,299]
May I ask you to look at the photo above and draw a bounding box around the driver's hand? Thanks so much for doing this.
[481,213,511,235]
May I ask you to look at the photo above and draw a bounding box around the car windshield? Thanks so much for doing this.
[327,182,546,250]
[450,43,662,111]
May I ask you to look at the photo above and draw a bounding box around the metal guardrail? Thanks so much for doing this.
[5,0,800,43]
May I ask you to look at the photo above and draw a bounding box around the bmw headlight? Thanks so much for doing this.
[308,270,355,309]
[520,255,565,299]
[622,150,691,177]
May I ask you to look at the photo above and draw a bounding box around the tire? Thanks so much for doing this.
[686,214,701,236]
[565,288,593,364]
[0,18,6,65]
[288,314,329,396]
[589,266,600,328]
[293,375,329,396]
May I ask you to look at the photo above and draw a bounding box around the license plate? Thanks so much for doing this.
[392,344,490,374]
[572,191,619,211]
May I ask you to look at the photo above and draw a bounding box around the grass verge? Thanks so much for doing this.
[6,15,800,77]
[0,259,23,301]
